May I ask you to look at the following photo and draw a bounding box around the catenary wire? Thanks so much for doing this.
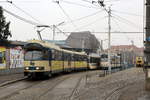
[66,9,104,23]
[3,8,40,26]
[6,0,42,24]
[111,17,134,43]
[60,0,99,9]
[56,1,79,31]
[75,16,107,31]
[112,14,142,29]
[112,10,143,17]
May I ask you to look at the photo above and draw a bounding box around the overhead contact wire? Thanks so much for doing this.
[6,0,42,24]
[3,8,39,26]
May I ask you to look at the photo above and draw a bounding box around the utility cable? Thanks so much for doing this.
[75,16,107,31]
[81,0,100,8]
[112,10,143,17]
[111,17,134,43]
[56,1,79,31]
[112,14,142,29]
[66,9,104,23]
[3,8,40,26]
[6,0,42,24]
[60,0,99,9]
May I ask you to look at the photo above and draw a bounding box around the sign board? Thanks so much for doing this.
[9,47,24,68]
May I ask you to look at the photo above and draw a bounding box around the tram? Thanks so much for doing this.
[100,54,121,70]
[88,54,101,69]
[24,40,88,78]
[136,56,144,67]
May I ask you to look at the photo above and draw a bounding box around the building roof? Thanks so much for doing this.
[67,31,92,39]
[66,31,100,50]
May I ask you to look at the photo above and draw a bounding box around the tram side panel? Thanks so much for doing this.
[74,54,88,71]
[51,50,63,73]
[63,52,72,72]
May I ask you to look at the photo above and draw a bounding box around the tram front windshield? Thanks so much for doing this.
[25,50,43,61]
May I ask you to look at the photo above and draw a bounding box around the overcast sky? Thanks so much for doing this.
[0,0,144,48]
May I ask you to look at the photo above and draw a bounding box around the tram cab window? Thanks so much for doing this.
[24,50,43,60]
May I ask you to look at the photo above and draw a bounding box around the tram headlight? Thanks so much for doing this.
[36,67,40,70]
[25,67,29,70]
[35,67,44,70]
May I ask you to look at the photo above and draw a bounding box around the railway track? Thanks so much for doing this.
[0,79,46,100]
[0,70,106,100]
[104,79,143,100]
[36,75,72,100]
[0,77,27,87]
[66,71,102,100]
[67,76,83,100]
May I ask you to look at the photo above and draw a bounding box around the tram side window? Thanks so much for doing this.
[63,53,68,61]
[66,53,71,61]
[77,55,81,61]
[43,51,49,60]
[51,50,55,60]
[84,56,87,61]
[77,55,80,61]
[53,50,62,60]
[74,54,77,61]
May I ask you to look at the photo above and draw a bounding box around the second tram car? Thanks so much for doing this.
[88,54,101,69]
[100,54,121,70]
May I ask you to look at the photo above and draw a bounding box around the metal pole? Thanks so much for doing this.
[145,0,150,90]
[37,30,42,41]
[101,40,103,51]
[53,25,55,41]
[108,7,111,73]
[82,38,85,52]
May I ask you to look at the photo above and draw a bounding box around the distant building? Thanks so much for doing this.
[104,45,144,66]
[110,45,144,57]
[66,31,100,53]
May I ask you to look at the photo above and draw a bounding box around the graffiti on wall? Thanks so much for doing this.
[0,47,6,69]
[10,47,24,68]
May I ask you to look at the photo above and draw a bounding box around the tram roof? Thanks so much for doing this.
[26,40,61,50]
[89,53,100,58]
[26,40,87,56]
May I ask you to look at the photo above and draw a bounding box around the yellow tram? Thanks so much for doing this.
[88,54,101,70]
[24,40,88,78]
[136,56,144,67]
